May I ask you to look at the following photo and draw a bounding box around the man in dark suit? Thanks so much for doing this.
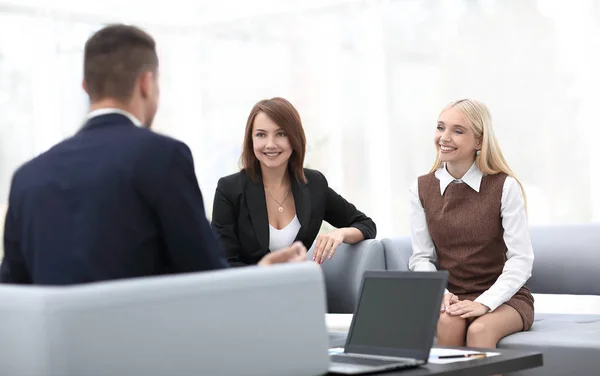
[0,24,306,285]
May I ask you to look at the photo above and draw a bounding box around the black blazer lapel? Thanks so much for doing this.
[292,177,311,243]
[245,178,270,252]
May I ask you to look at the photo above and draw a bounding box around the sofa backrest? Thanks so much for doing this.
[527,222,600,295]
[381,236,412,271]
[0,263,330,376]
[381,222,600,295]
[308,239,385,313]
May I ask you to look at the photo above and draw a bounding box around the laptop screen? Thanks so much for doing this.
[344,272,446,360]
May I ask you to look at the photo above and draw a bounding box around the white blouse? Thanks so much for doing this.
[408,163,534,312]
[269,215,301,252]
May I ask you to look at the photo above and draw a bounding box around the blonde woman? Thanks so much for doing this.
[408,99,534,348]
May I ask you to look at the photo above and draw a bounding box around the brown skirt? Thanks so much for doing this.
[456,286,535,331]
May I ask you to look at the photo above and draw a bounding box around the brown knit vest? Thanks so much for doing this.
[418,171,507,295]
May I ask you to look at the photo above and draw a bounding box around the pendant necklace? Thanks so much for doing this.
[265,186,290,212]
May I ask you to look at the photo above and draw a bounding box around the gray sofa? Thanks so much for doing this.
[308,239,385,313]
[0,263,330,376]
[382,222,600,376]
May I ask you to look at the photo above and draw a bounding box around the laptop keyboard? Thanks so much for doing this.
[330,354,410,367]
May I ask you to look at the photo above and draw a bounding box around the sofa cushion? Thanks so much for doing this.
[500,313,600,375]
[500,313,600,349]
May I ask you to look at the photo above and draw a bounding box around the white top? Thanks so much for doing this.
[408,163,534,312]
[269,215,301,251]
[87,108,143,127]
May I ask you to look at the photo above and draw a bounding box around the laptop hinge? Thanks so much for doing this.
[342,353,418,363]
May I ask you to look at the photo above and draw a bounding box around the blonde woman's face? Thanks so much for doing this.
[435,107,481,164]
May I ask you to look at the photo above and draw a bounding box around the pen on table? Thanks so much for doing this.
[437,353,487,359]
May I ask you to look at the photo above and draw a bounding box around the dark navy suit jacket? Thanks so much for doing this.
[1,113,228,285]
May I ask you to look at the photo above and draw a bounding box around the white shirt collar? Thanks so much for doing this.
[434,162,483,195]
[87,108,143,127]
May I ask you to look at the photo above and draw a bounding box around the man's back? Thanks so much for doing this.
[1,113,228,285]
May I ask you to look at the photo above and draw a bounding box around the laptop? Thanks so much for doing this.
[329,271,448,375]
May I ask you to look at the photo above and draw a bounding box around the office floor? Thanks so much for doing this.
[325,294,600,332]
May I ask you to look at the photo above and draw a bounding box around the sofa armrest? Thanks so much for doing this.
[308,239,385,313]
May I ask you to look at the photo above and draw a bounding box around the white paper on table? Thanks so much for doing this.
[328,347,499,364]
[428,348,500,364]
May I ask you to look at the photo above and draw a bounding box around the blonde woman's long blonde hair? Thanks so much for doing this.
[430,98,527,208]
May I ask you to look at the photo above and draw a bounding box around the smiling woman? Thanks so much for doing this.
[408,98,534,350]
[210,97,377,266]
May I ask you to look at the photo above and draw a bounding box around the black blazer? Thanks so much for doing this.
[211,168,376,266]
[0,113,228,285]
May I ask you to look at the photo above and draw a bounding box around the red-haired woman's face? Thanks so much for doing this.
[252,111,293,171]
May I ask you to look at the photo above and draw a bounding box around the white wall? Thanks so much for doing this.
[1,0,599,244]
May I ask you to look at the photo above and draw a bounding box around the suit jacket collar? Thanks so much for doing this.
[79,113,137,132]
[87,108,143,126]
[245,169,310,251]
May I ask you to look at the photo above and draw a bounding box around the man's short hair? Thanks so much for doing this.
[83,24,158,102]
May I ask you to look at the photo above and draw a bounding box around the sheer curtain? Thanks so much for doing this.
[1,0,599,257]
